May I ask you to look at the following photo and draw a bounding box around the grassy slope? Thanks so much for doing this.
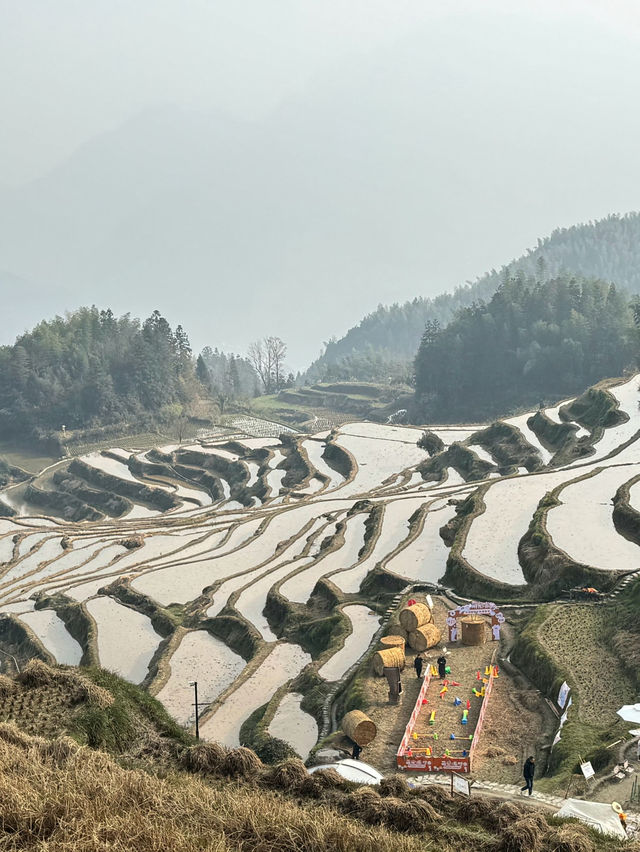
[511,602,635,789]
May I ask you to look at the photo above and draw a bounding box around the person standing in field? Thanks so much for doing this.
[414,653,424,679]
[437,653,447,679]
[521,756,535,796]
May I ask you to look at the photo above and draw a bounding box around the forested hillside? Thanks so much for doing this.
[414,272,640,421]
[0,308,198,442]
[306,213,640,382]
[196,347,259,405]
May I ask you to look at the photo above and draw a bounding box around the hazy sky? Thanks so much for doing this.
[2,1,640,365]
[2,0,638,183]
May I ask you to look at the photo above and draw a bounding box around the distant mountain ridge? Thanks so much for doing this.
[304,213,640,381]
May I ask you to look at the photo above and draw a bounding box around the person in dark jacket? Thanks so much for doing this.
[437,654,447,679]
[521,756,535,795]
[351,743,362,760]
[414,654,424,678]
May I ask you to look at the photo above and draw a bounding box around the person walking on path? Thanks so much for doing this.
[351,743,362,761]
[437,654,447,679]
[521,756,535,796]
[414,654,424,679]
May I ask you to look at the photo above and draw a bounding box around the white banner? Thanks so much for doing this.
[557,681,570,709]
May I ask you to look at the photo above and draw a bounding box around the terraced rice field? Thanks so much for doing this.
[155,630,245,724]
[1,388,639,752]
[317,605,380,681]
[199,642,311,747]
[546,465,640,571]
[268,692,318,760]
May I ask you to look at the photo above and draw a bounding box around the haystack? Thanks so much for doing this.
[407,623,441,651]
[399,603,432,632]
[542,824,594,852]
[372,646,406,676]
[461,615,486,645]
[183,742,227,774]
[342,710,377,746]
[500,817,545,852]
[263,758,308,790]
[221,746,263,779]
[379,635,405,652]
[0,674,16,697]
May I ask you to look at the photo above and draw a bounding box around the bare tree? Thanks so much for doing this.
[248,336,287,394]
[248,339,269,393]
[266,336,287,392]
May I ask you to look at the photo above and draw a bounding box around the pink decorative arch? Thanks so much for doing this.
[446,601,505,643]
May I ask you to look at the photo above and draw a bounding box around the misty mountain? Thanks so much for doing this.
[305,213,640,382]
[2,10,640,365]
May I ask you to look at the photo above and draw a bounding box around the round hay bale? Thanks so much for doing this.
[399,603,432,632]
[461,615,486,646]
[372,646,406,676]
[379,635,405,653]
[407,623,441,652]
[222,746,263,779]
[342,710,377,746]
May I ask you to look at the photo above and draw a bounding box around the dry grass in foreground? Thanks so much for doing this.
[0,724,635,852]
[0,724,431,852]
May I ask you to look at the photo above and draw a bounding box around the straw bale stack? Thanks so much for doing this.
[399,602,432,633]
[379,635,405,653]
[342,710,377,746]
[372,646,406,676]
[407,623,441,652]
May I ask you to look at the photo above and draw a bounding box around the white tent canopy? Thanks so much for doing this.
[554,799,626,839]
[309,759,382,785]
[616,703,640,724]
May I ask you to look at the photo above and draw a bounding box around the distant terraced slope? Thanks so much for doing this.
[0,374,638,759]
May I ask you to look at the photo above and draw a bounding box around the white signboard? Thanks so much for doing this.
[451,772,471,797]
[580,761,595,780]
[557,681,571,709]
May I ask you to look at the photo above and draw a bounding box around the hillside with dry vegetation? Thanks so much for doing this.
[0,662,632,852]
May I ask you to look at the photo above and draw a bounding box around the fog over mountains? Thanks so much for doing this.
[2,8,640,365]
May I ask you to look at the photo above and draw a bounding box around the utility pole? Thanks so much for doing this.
[190,681,200,740]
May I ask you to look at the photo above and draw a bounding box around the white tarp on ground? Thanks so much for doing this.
[309,759,382,785]
[554,799,626,839]
[617,703,640,724]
